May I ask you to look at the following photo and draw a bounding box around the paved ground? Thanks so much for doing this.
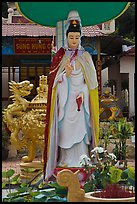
[2,157,42,174]
[2,156,135,175]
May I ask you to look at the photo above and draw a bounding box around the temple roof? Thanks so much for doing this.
[2,23,104,37]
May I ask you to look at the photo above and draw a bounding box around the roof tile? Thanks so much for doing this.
[2,23,103,37]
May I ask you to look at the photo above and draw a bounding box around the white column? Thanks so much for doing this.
[56,20,66,51]
[7,8,14,23]
[128,73,135,117]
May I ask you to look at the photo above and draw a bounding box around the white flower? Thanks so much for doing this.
[108,153,117,160]
[98,147,104,154]
[79,154,88,160]
[91,154,95,158]
[91,174,95,179]
[91,147,98,153]
[79,154,91,166]
[91,147,104,154]
[115,161,124,168]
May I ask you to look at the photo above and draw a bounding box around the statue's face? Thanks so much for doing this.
[67,32,80,49]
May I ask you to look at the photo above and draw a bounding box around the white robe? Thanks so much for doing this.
[57,67,91,167]
[45,51,98,179]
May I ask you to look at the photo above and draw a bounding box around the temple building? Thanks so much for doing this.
[2,2,135,118]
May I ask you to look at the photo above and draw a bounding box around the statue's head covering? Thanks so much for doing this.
[64,10,83,50]
[65,10,82,36]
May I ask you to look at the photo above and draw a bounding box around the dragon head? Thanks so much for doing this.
[9,80,34,97]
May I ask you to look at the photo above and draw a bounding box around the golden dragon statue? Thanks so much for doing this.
[3,75,48,163]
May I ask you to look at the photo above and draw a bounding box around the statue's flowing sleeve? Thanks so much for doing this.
[78,52,99,147]
[43,47,65,178]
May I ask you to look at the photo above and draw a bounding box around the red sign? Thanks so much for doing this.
[12,16,32,23]
[14,38,52,54]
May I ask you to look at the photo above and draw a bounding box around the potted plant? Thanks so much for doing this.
[80,147,117,192]
[56,147,135,202]
[109,117,134,167]
[81,147,135,201]
[99,122,113,150]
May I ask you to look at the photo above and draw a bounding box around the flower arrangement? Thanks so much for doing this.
[79,146,135,197]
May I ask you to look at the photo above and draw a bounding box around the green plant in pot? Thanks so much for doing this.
[56,146,135,202]
[110,117,134,164]
[90,164,135,199]
[79,146,135,197]
[79,147,117,192]
[99,122,113,150]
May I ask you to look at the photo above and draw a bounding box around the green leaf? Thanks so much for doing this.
[20,182,28,187]
[3,198,11,202]
[41,190,56,197]
[22,168,37,173]
[2,182,6,188]
[7,169,15,177]
[16,186,30,193]
[55,188,68,198]
[10,181,19,185]
[38,181,45,189]
[11,174,20,181]
[29,171,43,185]
[109,166,123,183]
[32,196,48,202]
[121,169,128,179]
[10,174,20,184]
[7,191,19,197]
[10,197,25,202]
[84,182,94,192]
[2,171,7,178]
[47,197,64,202]
[48,182,61,188]
[29,191,41,196]
[127,166,135,180]
[127,178,135,187]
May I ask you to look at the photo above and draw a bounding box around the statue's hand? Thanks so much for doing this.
[65,59,74,77]
[76,92,84,111]
[77,92,84,103]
